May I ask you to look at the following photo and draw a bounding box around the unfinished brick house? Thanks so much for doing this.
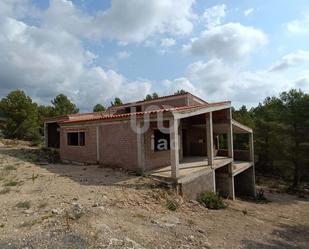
[44,92,256,200]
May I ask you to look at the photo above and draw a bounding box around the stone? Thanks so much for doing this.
[153,215,180,228]
[51,208,62,215]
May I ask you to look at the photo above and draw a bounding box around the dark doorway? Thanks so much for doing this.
[47,122,60,148]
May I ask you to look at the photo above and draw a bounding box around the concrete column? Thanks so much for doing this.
[249,133,254,162]
[249,132,256,197]
[170,118,179,180]
[44,123,48,148]
[227,108,234,158]
[96,126,100,162]
[206,112,214,167]
[137,120,145,174]
[228,163,235,200]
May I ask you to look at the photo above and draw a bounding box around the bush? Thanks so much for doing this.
[16,201,31,209]
[199,192,226,210]
[255,189,269,203]
[166,200,179,211]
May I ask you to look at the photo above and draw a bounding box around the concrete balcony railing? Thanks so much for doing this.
[217,149,251,161]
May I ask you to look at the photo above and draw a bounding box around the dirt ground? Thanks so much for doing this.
[0,142,308,249]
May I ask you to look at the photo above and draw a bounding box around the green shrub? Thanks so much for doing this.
[3,180,19,186]
[199,192,226,210]
[0,187,10,195]
[166,200,179,211]
[16,201,31,209]
[255,189,269,203]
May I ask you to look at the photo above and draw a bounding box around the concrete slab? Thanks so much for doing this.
[232,161,253,176]
[148,156,232,182]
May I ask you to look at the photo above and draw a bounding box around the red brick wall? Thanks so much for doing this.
[144,125,171,170]
[142,97,188,111]
[188,95,206,106]
[99,122,139,170]
[60,126,97,164]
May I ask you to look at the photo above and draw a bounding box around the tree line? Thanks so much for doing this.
[233,89,309,189]
[0,88,308,189]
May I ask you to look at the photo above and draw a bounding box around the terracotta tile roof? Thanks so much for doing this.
[107,92,207,109]
[60,101,231,125]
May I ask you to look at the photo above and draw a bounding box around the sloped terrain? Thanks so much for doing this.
[0,141,308,249]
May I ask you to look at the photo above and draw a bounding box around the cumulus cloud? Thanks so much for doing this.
[202,4,226,29]
[285,13,309,34]
[0,0,37,18]
[0,16,150,111]
[244,8,254,16]
[117,51,131,59]
[184,23,268,62]
[43,0,195,43]
[160,38,176,47]
[269,50,309,72]
[185,59,236,97]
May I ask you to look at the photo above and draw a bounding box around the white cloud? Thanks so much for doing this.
[184,23,268,63]
[43,0,195,43]
[117,51,131,59]
[244,8,254,16]
[179,59,304,107]
[0,0,37,18]
[269,50,309,72]
[285,13,309,33]
[160,38,176,47]
[0,16,150,111]
[185,59,236,97]
[202,4,226,29]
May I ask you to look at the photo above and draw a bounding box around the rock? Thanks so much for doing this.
[51,208,62,215]
[23,209,34,215]
[125,237,145,249]
[72,202,82,211]
[153,215,180,228]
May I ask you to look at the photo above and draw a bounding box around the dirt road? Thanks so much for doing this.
[0,144,308,249]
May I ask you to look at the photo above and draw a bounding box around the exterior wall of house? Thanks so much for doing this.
[187,94,206,106]
[141,97,188,111]
[60,126,97,164]
[99,121,139,171]
[144,122,171,170]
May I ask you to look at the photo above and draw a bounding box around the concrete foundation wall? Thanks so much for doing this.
[234,167,255,197]
[180,171,215,200]
[215,174,230,198]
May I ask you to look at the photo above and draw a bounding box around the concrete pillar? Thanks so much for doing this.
[170,118,179,180]
[179,122,183,162]
[228,163,235,200]
[137,120,145,174]
[249,132,256,197]
[227,108,234,158]
[206,112,214,167]
[249,133,254,162]
[96,126,100,162]
[44,123,48,147]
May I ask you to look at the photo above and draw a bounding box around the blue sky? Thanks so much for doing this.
[0,0,309,111]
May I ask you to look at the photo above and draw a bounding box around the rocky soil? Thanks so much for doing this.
[0,140,308,249]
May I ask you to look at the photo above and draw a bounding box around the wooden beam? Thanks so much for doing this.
[170,118,179,180]
[206,112,214,166]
